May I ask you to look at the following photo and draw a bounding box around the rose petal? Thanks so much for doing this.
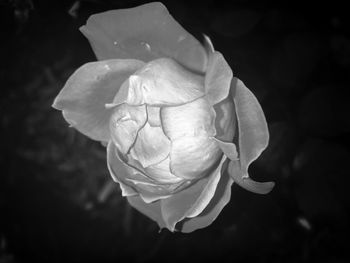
[124,58,205,106]
[205,51,233,105]
[108,141,172,200]
[212,138,239,161]
[145,157,183,184]
[52,59,145,141]
[229,160,275,194]
[130,122,171,167]
[213,97,236,142]
[147,106,161,127]
[161,97,216,140]
[161,156,227,232]
[106,141,138,197]
[203,34,215,54]
[170,136,221,179]
[127,196,167,229]
[179,166,233,233]
[117,151,187,197]
[80,2,207,73]
[109,104,147,154]
[232,78,274,193]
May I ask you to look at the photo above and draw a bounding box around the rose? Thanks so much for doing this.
[52,2,274,232]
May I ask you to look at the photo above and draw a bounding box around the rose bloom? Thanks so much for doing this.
[52,2,274,232]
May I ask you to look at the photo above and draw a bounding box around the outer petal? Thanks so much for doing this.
[106,141,138,196]
[231,78,274,194]
[205,51,233,105]
[80,2,207,73]
[52,59,145,141]
[229,160,274,194]
[127,196,167,229]
[179,166,233,233]
[160,156,226,232]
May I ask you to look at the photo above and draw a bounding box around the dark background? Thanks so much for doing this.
[1,0,350,262]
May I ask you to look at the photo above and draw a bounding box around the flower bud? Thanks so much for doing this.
[109,58,222,193]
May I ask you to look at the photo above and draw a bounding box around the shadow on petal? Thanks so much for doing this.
[80,2,207,73]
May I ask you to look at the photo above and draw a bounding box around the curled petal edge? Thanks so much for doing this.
[180,167,233,233]
[231,78,274,194]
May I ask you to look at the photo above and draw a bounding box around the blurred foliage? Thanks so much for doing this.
[1,0,350,262]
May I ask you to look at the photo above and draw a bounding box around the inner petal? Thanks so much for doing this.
[130,122,171,168]
[145,157,184,184]
[170,135,222,180]
[109,104,147,154]
[147,106,161,127]
[160,97,216,140]
[126,58,205,106]
[213,97,236,142]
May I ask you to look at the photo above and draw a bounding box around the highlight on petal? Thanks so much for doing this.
[213,97,236,142]
[145,157,183,184]
[161,156,226,232]
[106,141,138,197]
[109,104,147,154]
[125,58,205,106]
[52,59,145,142]
[205,51,233,105]
[127,196,167,229]
[80,2,207,73]
[231,78,274,194]
[229,160,275,194]
[203,34,215,55]
[160,97,216,140]
[170,136,222,180]
[130,123,171,168]
[179,165,233,233]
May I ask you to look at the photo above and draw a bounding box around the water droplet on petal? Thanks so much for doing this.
[141,41,151,51]
[177,35,186,42]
